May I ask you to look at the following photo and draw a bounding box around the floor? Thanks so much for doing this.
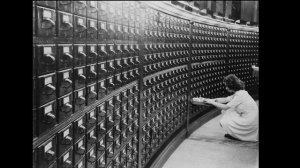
[162,101,259,168]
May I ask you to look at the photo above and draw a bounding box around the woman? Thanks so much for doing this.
[198,74,258,142]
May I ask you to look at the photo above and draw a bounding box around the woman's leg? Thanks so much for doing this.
[220,113,241,140]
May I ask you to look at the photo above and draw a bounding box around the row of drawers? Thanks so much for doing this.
[32,69,139,107]
[34,43,192,60]
[34,1,144,27]
[143,59,188,76]
[33,6,144,40]
[229,38,259,43]
[230,30,259,37]
[228,53,258,58]
[229,45,259,49]
[142,69,189,90]
[35,1,192,29]
[33,43,141,75]
[191,61,226,70]
[33,7,197,40]
[143,32,189,43]
[191,73,226,84]
[190,36,226,43]
[192,31,227,38]
[34,43,198,76]
[193,23,227,32]
[192,29,258,40]
[33,42,255,77]
[228,58,258,65]
[144,52,188,64]
[229,49,259,54]
[193,43,227,48]
[191,51,227,59]
[191,63,226,72]
[229,34,259,40]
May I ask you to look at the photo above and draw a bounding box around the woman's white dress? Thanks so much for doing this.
[220,90,258,142]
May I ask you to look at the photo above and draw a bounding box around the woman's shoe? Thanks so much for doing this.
[224,134,241,141]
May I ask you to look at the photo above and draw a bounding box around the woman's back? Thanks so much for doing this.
[235,90,258,114]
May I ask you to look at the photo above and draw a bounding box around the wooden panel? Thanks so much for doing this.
[207,1,212,10]
[241,1,255,21]
[241,1,259,23]
[216,1,224,15]
[211,1,216,13]
[225,1,232,18]
[231,1,241,20]
[253,1,259,23]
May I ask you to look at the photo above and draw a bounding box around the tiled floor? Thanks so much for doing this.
[162,101,259,168]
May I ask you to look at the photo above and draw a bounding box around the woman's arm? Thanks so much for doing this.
[206,92,243,111]
[205,99,231,110]
[215,97,231,104]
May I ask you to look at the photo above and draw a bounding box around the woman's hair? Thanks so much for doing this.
[223,74,245,91]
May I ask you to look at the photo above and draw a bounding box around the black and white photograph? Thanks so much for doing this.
[32,1,259,168]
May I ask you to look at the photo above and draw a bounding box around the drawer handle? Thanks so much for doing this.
[88,135,97,143]
[44,112,55,124]
[90,90,97,98]
[62,78,72,88]
[77,124,86,134]
[90,70,97,77]
[63,52,73,60]
[88,154,96,163]
[77,96,85,105]
[44,149,55,161]
[99,85,106,91]
[45,84,56,95]
[89,26,98,31]
[62,103,72,113]
[90,51,98,56]
[78,51,86,57]
[98,143,105,151]
[62,21,73,29]
[44,54,55,64]
[76,145,85,155]
[42,18,55,29]
[78,74,86,81]
[62,159,72,168]
[62,135,72,145]
[77,23,87,33]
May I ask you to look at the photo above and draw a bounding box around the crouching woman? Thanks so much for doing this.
[204,74,258,142]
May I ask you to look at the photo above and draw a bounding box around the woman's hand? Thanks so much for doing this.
[191,97,206,105]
